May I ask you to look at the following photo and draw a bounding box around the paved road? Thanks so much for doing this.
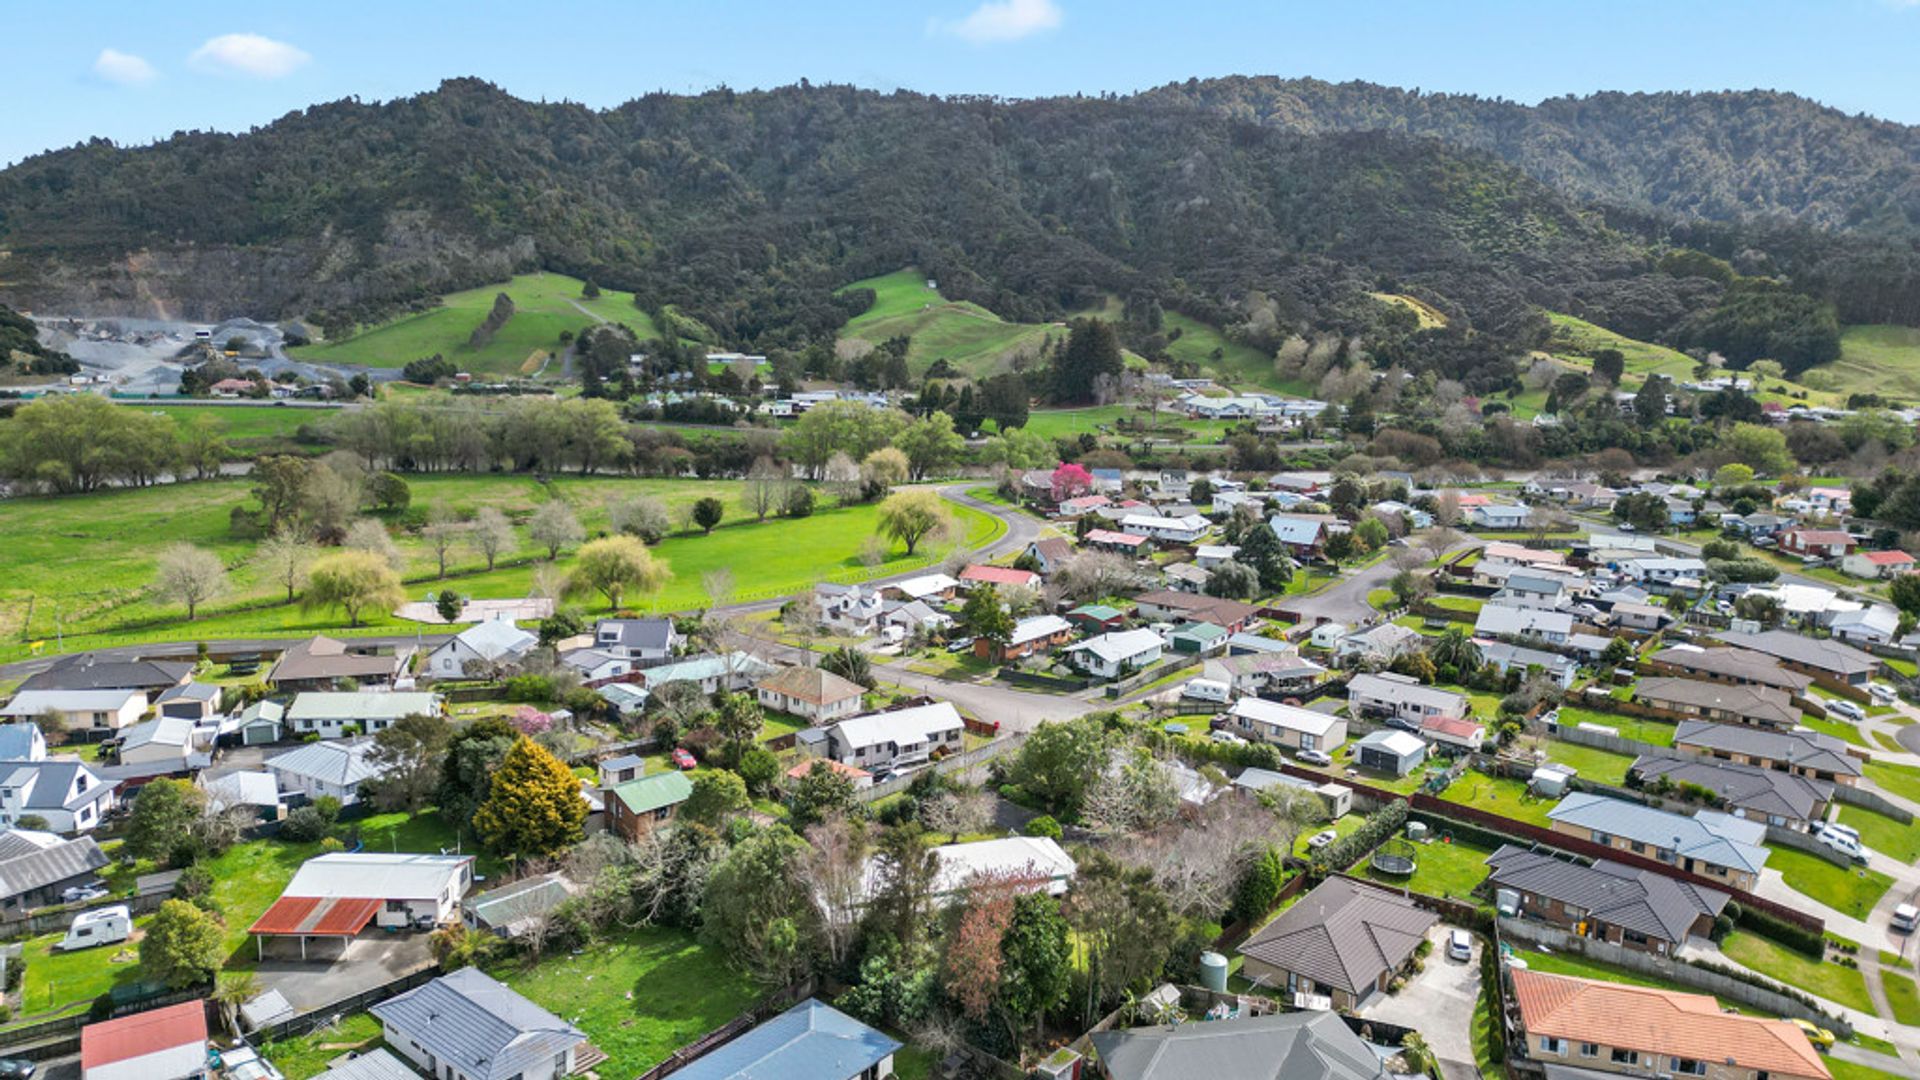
[1283,537,1485,627]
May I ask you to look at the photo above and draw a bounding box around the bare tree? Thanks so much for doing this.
[253,529,315,602]
[744,457,785,522]
[468,507,514,570]
[528,501,585,559]
[345,518,406,572]
[1112,796,1301,917]
[1422,525,1464,565]
[154,544,227,620]
[800,816,870,967]
[823,452,863,505]
[1433,489,1462,528]
[1055,551,1144,603]
[702,568,736,609]
[920,789,996,843]
[421,506,464,578]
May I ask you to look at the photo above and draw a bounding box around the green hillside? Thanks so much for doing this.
[291,272,659,375]
[1545,311,1837,406]
[836,270,1063,378]
[1807,325,1920,399]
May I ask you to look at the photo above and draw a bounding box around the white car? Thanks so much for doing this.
[1871,683,1899,703]
[1307,829,1339,850]
[1297,749,1333,767]
[1829,700,1866,722]
[1447,928,1473,962]
[1209,730,1246,746]
[1816,825,1866,862]
[1895,904,1919,934]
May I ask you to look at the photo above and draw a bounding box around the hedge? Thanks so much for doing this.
[1311,801,1408,873]
[1731,901,1824,960]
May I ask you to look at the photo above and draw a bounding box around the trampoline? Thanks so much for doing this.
[1370,837,1419,877]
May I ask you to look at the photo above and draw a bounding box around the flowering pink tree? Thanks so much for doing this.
[1050,463,1093,503]
[512,705,553,736]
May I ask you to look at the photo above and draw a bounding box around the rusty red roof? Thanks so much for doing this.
[248,894,381,937]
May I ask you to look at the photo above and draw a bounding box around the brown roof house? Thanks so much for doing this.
[755,666,866,724]
[1633,676,1800,729]
[266,636,414,692]
[1236,877,1438,1009]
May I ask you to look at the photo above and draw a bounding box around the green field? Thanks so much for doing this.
[0,476,1000,659]
[1865,760,1920,804]
[836,270,1062,378]
[1161,312,1295,393]
[1553,706,1676,747]
[1437,772,1558,828]
[1359,836,1494,905]
[291,272,660,374]
[1720,931,1875,1013]
[1883,967,1920,1027]
[133,404,333,446]
[1541,739,1638,784]
[1764,843,1893,919]
[1544,311,1834,406]
[1837,805,1920,864]
[1806,325,1920,400]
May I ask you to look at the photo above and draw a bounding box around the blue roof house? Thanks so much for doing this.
[671,999,900,1080]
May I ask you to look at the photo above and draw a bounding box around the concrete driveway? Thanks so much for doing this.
[1359,926,1482,1080]
[252,929,435,1011]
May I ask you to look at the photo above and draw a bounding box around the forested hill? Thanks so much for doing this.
[1,77,1917,362]
[1140,77,1920,235]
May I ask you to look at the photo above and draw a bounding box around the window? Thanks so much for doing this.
[386,900,408,913]
[1671,1060,1706,1075]
[1590,831,1613,845]
[1579,1044,1599,1059]
[1629,840,1646,854]
[1539,1037,1567,1056]
[1611,1049,1638,1065]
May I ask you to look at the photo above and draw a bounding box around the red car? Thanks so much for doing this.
[671,748,698,770]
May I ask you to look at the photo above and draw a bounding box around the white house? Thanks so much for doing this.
[824,702,966,773]
[425,619,538,679]
[1335,623,1423,664]
[0,689,147,733]
[265,738,389,807]
[1228,697,1347,754]
[817,583,885,635]
[252,852,474,955]
[755,666,866,724]
[1621,557,1709,588]
[1497,571,1574,610]
[637,652,775,695]
[591,617,678,662]
[1467,504,1531,530]
[1475,640,1578,688]
[1348,672,1469,724]
[1842,550,1917,580]
[114,716,204,770]
[0,759,114,833]
[887,573,961,604]
[557,647,631,685]
[372,967,585,1080]
[1065,628,1166,679]
[867,836,1079,904]
[1119,513,1211,544]
[1474,603,1573,646]
[286,692,441,739]
[1831,605,1901,648]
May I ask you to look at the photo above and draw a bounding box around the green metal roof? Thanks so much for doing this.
[1171,621,1228,642]
[1069,604,1124,621]
[611,770,694,814]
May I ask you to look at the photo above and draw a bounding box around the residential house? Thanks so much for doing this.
[265,635,413,691]
[605,771,694,842]
[591,617,678,662]
[1724,512,1791,540]
[636,653,775,695]
[1228,697,1347,755]
[1479,542,1571,580]
[1510,969,1829,1080]
[1201,651,1326,698]
[1467,503,1531,530]
[976,614,1075,662]
[464,873,577,939]
[17,654,190,696]
[1269,473,1322,495]
[0,830,109,912]
[1716,629,1879,686]
[1634,676,1799,729]
[1664,498,1698,527]
[1167,621,1230,656]
[885,573,961,604]
[1309,622,1352,650]
[0,689,147,733]
[666,999,900,1080]
[595,683,648,718]
[823,702,966,773]
[1830,605,1901,648]
[235,700,286,746]
[1268,514,1328,557]
[200,771,284,819]
[1475,603,1574,646]
[371,966,585,1080]
[959,564,1041,591]
[785,758,873,791]
[1805,486,1852,516]
[114,716,203,769]
[880,598,951,638]
[1610,601,1672,633]
[1066,604,1127,634]
[425,620,538,679]
[1476,640,1578,688]
[1161,561,1211,594]
[1422,715,1486,752]
[1484,845,1728,956]
[1235,877,1438,1008]
[1130,591,1261,632]
[1546,792,1770,890]
[286,692,441,740]
[1195,543,1242,569]
[1084,529,1150,556]
[0,759,113,832]
[755,666,866,723]
[1672,720,1862,785]
[1024,537,1074,574]
[879,836,1079,903]
[153,682,221,722]
[251,852,473,951]
[1089,467,1125,493]
[1226,631,1295,656]
[1092,1008,1389,1080]
[1778,528,1853,560]
[1620,557,1709,591]
[1120,513,1210,544]
[816,583,885,636]
[1498,571,1574,610]
[556,647,632,686]
[265,738,389,807]
[1065,628,1166,679]
[1843,549,1917,579]
[1348,672,1469,724]
[1370,500,1433,530]
[80,1000,207,1080]
[1353,729,1427,775]
[1055,494,1111,518]
[1629,756,1830,830]
[0,724,45,762]
[1334,622,1424,665]
[1647,644,1811,695]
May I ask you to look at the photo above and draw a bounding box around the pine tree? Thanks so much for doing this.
[473,736,589,859]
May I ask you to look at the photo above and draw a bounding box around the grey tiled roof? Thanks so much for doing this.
[1237,877,1437,995]
[1484,844,1728,946]
[1629,755,1829,823]
[1672,720,1862,778]
[0,833,108,900]
[1091,1009,1388,1080]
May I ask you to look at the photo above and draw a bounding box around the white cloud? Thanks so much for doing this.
[188,33,310,78]
[936,0,1063,43]
[93,48,157,86]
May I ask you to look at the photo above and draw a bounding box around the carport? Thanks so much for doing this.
[248,895,381,960]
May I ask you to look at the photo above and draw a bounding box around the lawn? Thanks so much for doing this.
[1828,1058,1912,1080]
[291,272,660,374]
[1837,804,1920,864]
[1541,739,1638,784]
[1437,771,1560,828]
[1720,932,1875,1013]
[1872,730,1908,754]
[136,404,333,446]
[1293,812,1368,859]
[1763,844,1893,920]
[490,924,761,1079]
[0,477,999,660]
[1801,714,1871,748]
[1161,311,1297,394]
[263,1011,385,1079]
[1367,589,1397,611]
[1359,836,1494,905]
[1865,760,1920,804]
[1554,706,1675,747]
[1881,967,1920,1026]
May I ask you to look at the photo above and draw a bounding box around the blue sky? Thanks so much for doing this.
[6,0,1920,165]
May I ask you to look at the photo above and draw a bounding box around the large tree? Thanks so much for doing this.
[472,736,589,859]
[438,716,518,829]
[126,778,208,864]
[701,824,818,985]
[153,543,227,620]
[896,411,966,480]
[569,535,671,610]
[875,489,952,556]
[303,549,405,626]
[253,528,315,602]
[367,712,453,812]
[527,501,585,559]
[1051,319,1124,404]
[467,507,515,570]
[141,899,225,989]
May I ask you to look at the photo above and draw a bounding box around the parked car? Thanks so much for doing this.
[1209,730,1246,746]
[60,882,107,904]
[1447,928,1473,962]
[1871,683,1899,703]
[1307,829,1339,850]
[1829,699,1866,722]
[1297,749,1333,767]
[1893,904,1919,934]
[0,1058,34,1080]
[1815,825,1866,863]
[1382,716,1422,733]
[946,637,975,653]
[1791,1018,1836,1051]
[670,748,697,770]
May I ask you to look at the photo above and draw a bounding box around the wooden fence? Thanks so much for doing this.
[251,964,442,1043]
[631,978,816,1080]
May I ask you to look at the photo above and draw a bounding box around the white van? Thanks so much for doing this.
[61,905,131,951]
[1816,825,1866,863]
[1182,678,1232,704]
[1894,904,1919,933]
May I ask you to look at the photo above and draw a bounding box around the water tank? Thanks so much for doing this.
[1496,888,1521,917]
[1406,821,1429,842]
[1199,951,1230,993]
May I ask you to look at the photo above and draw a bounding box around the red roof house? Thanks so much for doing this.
[960,565,1041,590]
[1779,528,1853,559]
[82,1000,207,1080]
